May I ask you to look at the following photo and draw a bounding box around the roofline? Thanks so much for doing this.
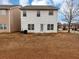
[0,8,11,10]
[20,5,58,10]
[21,7,58,10]
[0,5,21,10]
[0,5,21,6]
[22,5,56,7]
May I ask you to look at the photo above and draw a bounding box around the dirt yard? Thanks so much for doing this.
[0,32,79,59]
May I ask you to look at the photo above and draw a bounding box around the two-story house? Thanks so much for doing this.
[0,5,21,33]
[21,6,58,33]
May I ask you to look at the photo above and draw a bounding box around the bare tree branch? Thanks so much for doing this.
[59,0,79,33]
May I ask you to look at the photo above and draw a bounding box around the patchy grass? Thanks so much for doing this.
[0,32,79,59]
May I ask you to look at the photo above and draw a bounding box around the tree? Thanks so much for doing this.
[59,0,79,33]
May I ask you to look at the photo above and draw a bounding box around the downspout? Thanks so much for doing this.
[9,9,11,32]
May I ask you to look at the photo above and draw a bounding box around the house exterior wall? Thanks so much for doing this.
[21,10,58,33]
[10,7,21,32]
[0,7,21,33]
[0,10,10,32]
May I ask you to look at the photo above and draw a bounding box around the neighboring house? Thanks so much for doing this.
[58,22,79,31]
[0,5,21,33]
[21,6,58,33]
[71,23,79,30]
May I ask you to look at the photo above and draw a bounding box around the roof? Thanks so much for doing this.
[0,5,21,10]
[21,6,58,10]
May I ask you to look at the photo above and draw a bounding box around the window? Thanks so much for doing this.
[28,24,34,30]
[0,24,7,30]
[28,24,30,30]
[47,24,50,30]
[37,11,40,17]
[32,24,34,30]
[51,24,54,30]
[23,10,26,17]
[47,24,54,30]
[4,24,7,29]
[0,24,3,29]
[49,10,53,15]
[0,10,7,16]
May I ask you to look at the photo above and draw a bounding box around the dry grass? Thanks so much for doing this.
[0,32,79,59]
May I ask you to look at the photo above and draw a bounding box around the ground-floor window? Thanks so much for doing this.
[0,24,7,30]
[28,24,34,30]
[4,24,7,29]
[47,24,54,30]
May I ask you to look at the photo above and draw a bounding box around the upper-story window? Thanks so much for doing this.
[37,11,40,17]
[49,10,53,15]
[23,10,26,17]
[0,10,7,16]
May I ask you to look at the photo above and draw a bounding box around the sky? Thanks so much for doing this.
[0,0,63,6]
[0,0,78,24]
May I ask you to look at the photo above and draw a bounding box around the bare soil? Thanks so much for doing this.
[0,32,79,59]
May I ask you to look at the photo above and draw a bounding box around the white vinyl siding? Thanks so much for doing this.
[21,10,57,33]
[0,10,7,16]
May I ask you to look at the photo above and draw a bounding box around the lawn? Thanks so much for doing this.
[0,32,79,59]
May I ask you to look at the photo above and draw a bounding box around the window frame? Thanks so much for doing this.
[47,24,54,30]
[0,24,7,30]
[4,24,7,30]
[47,24,50,30]
[37,11,40,17]
[28,24,34,30]
[0,24,3,29]
[23,10,26,17]
[49,10,53,15]
[51,24,54,30]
